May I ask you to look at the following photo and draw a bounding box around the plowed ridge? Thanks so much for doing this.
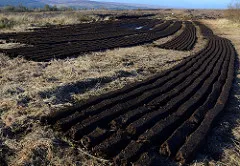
[158,21,197,51]
[43,23,235,165]
[0,19,182,61]
[194,21,214,38]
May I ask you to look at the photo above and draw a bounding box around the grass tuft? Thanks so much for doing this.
[0,17,16,29]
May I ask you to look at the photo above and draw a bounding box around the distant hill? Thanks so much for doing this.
[0,0,160,10]
[0,0,45,8]
[40,0,149,9]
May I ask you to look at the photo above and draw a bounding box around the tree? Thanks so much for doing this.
[51,5,58,11]
[44,4,51,11]
[18,4,29,12]
[43,4,59,11]
[4,5,16,12]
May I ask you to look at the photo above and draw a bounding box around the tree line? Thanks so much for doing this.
[0,4,76,12]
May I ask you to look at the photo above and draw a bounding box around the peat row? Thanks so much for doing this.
[23,20,168,45]
[1,19,164,45]
[1,20,182,61]
[42,23,236,165]
[194,21,214,38]
[115,14,156,19]
[36,21,181,61]
[157,21,197,51]
[0,19,155,40]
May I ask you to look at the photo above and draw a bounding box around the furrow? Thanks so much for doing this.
[91,38,223,161]
[61,39,218,139]
[175,39,235,164]
[159,39,230,157]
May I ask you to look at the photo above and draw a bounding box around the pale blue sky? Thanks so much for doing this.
[94,0,231,9]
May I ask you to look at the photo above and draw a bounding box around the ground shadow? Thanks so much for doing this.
[38,70,138,105]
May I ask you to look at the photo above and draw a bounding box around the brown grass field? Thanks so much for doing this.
[0,9,239,166]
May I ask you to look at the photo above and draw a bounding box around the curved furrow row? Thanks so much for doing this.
[64,38,220,140]
[42,21,236,165]
[157,21,197,51]
[45,38,215,128]
[112,37,231,165]
[83,41,221,156]
[6,20,164,45]
[0,19,158,55]
[27,21,182,61]
[115,14,156,20]
[92,37,225,161]
[0,19,155,42]
[175,40,235,164]
[194,21,214,38]
[132,37,235,165]
[0,20,180,61]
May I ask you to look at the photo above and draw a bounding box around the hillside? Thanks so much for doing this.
[0,0,157,9]
[0,0,45,8]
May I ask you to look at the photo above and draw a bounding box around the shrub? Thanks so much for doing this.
[75,14,93,22]
[0,18,15,29]
[3,5,30,12]
[43,5,59,11]
[3,5,16,12]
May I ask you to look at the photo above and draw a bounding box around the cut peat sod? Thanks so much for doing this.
[0,19,183,61]
[39,20,236,165]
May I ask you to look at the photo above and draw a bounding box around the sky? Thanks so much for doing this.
[94,0,231,9]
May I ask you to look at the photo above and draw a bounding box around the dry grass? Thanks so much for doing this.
[0,41,28,49]
[225,9,240,23]
[0,45,202,125]
[224,1,240,23]
[0,11,99,33]
[202,19,240,51]
[0,19,209,165]
[0,10,161,33]
[153,24,185,45]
